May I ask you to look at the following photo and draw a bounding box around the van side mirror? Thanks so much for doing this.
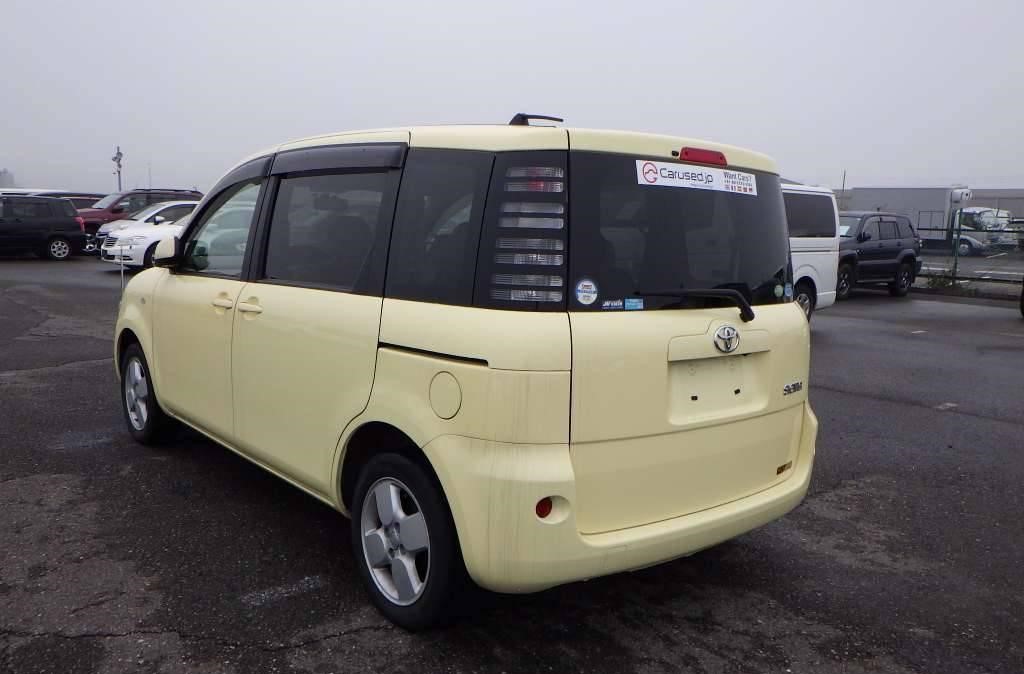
[153,237,180,268]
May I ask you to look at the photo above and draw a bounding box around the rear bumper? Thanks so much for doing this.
[425,402,817,593]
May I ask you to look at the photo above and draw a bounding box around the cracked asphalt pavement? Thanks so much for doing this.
[1,257,1023,673]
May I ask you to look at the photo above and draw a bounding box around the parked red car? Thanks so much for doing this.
[77,188,202,234]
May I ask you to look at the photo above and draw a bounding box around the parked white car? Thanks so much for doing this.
[101,220,189,268]
[101,204,255,268]
[94,200,199,248]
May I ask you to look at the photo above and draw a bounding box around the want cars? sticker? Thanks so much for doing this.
[635,160,757,196]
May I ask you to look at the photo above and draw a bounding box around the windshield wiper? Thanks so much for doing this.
[633,288,756,322]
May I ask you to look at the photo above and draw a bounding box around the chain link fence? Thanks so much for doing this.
[915,212,1024,294]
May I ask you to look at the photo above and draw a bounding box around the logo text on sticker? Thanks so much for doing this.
[635,160,758,196]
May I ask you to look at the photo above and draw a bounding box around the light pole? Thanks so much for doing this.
[111,146,123,191]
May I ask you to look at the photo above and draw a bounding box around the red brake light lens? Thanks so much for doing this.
[680,147,728,166]
[75,216,85,232]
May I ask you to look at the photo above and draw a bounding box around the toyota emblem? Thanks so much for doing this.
[713,325,740,353]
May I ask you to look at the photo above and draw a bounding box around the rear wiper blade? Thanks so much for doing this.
[633,288,756,322]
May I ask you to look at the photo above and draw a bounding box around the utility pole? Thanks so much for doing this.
[111,146,124,191]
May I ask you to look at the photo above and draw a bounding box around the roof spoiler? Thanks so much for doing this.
[508,113,564,126]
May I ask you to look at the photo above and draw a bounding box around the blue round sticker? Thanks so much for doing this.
[575,278,598,305]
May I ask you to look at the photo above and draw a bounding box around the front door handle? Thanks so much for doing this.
[211,298,234,309]
[237,302,263,314]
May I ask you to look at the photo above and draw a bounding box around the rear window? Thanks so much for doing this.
[568,152,790,311]
[782,192,837,237]
[52,199,77,217]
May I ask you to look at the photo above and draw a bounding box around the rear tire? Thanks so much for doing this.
[45,237,72,260]
[836,263,854,300]
[119,343,173,445]
[794,281,815,320]
[350,453,468,631]
[889,262,914,297]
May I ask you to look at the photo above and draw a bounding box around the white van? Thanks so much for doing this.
[782,182,839,318]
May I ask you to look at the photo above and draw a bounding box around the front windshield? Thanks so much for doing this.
[839,216,860,236]
[569,152,791,310]
[91,193,122,209]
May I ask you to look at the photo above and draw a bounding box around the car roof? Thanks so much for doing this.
[840,210,908,218]
[237,125,778,174]
[781,182,835,196]
[2,194,75,203]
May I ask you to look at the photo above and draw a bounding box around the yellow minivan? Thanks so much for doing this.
[115,117,817,629]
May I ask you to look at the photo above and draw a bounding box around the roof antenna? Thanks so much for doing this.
[508,113,564,126]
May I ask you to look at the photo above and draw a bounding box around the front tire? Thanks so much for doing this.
[351,453,467,630]
[143,243,158,268]
[889,262,914,297]
[45,237,72,260]
[958,239,974,257]
[120,343,173,445]
[836,263,854,300]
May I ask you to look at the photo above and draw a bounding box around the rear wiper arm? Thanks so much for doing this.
[633,288,756,322]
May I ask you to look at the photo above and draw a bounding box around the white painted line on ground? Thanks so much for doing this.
[986,252,1007,259]
[934,402,958,411]
[911,330,927,334]
[241,575,326,608]
[996,332,1024,339]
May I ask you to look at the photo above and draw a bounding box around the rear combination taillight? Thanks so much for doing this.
[488,163,568,304]
[75,216,85,232]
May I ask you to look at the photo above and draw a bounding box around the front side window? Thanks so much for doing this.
[386,149,492,305]
[181,180,262,277]
[262,171,397,293]
[568,152,790,311]
[783,192,837,237]
[861,217,880,241]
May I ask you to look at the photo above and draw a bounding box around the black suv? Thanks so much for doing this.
[0,196,88,260]
[837,211,922,299]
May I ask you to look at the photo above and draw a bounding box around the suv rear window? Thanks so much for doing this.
[568,152,790,311]
[55,199,77,217]
[782,192,837,237]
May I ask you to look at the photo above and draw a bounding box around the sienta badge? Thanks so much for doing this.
[575,278,598,305]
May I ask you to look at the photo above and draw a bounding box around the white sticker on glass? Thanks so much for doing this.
[635,160,758,196]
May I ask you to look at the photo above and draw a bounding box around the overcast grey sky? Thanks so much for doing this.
[3,0,1022,193]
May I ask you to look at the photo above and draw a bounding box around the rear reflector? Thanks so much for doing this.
[499,216,564,229]
[494,252,564,266]
[680,147,728,166]
[505,181,564,193]
[502,202,565,215]
[492,273,564,287]
[507,166,565,178]
[535,497,553,519]
[496,237,564,251]
[492,289,563,303]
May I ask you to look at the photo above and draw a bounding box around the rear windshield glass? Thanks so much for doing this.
[568,152,791,311]
[783,192,837,237]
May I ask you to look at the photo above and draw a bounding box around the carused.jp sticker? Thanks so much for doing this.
[636,160,757,196]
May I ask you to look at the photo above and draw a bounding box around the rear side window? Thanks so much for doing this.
[473,151,569,311]
[782,192,837,237]
[9,199,51,218]
[54,200,77,217]
[385,149,492,305]
[897,218,915,239]
[262,170,399,293]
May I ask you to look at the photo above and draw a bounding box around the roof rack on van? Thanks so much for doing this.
[508,113,564,126]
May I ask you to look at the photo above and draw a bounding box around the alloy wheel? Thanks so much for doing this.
[360,478,431,606]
